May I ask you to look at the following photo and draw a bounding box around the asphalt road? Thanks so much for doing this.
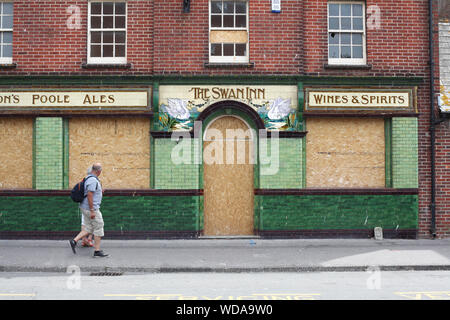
[1,271,450,301]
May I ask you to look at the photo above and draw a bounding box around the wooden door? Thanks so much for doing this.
[203,116,254,236]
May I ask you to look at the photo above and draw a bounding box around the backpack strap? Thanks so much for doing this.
[84,175,100,192]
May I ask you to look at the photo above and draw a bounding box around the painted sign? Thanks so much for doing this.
[305,88,416,112]
[271,0,281,13]
[0,90,150,110]
[158,85,298,131]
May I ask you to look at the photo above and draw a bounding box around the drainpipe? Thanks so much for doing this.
[429,0,436,238]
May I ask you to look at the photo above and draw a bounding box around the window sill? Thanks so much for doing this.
[324,63,372,70]
[82,63,132,69]
[0,63,17,69]
[204,62,255,68]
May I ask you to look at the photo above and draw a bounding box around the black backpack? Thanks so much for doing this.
[70,175,98,203]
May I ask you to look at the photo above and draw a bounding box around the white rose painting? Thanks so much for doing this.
[164,98,190,120]
[267,98,292,120]
[257,97,297,131]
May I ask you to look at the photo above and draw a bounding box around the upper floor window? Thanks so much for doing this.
[328,2,366,65]
[88,1,127,64]
[209,1,248,64]
[0,2,13,64]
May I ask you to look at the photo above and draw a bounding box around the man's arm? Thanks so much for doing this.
[87,191,95,219]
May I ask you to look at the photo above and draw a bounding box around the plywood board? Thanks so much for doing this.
[306,118,385,188]
[210,31,248,43]
[69,117,150,189]
[204,116,254,236]
[0,118,33,188]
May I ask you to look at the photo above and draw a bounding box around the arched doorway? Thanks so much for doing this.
[203,115,255,236]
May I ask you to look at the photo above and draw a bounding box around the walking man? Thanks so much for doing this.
[69,163,109,257]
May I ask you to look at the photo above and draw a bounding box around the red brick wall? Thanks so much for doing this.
[8,0,304,75]
[303,0,429,77]
[435,121,450,237]
[153,0,303,75]
[5,1,432,78]
[153,0,207,74]
[9,0,153,75]
[419,0,446,239]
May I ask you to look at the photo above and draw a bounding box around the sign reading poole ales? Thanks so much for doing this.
[0,89,150,111]
[305,88,416,113]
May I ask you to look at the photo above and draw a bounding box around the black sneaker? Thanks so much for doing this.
[69,239,77,254]
[93,250,109,258]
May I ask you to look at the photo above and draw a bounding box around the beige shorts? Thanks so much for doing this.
[80,208,104,237]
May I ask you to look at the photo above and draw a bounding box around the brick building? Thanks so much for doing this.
[437,0,450,237]
[0,1,447,239]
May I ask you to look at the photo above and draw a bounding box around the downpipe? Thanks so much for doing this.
[429,0,437,238]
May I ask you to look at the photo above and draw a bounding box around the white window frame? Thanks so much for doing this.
[87,0,127,65]
[327,1,366,66]
[209,0,249,64]
[0,2,13,64]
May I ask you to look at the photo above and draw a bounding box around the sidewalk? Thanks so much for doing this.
[1,239,450,274]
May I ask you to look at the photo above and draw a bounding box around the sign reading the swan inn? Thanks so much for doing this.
[158,85,298,131]
[305,88,416,113]
[0,89,150,111]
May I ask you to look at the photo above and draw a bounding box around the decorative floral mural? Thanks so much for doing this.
[158,87,299,132]
[256,97,297,131]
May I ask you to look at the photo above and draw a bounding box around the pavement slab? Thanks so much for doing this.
[1,239,450,273]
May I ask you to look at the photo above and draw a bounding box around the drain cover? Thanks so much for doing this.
[89,272,123,276]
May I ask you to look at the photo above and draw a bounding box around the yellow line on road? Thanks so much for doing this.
[394,291,450,300]
[104,293,321,300]
[252,293,321,296]
[105,294,182,297]
[0,293,36,297]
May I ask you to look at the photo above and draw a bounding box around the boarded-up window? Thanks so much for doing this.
[0,118,33,189]
[69,117,150,189]
[306,118,385,188]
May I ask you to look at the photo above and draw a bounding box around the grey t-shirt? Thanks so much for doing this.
[79,175,102,210]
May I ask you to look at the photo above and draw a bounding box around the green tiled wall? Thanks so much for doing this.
[154,138,200,189]
[258,194,418,230]
[0,194,417,235]
[0,194,416,234]
[34,117,64,190]
[0,196,201,232]
[259,138,303,189]
[392,118,419,188]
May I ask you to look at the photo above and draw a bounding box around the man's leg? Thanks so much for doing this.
[69,229,90,254]
[92,236,108,257]
[70,208,94,254]
[92,210,108,257]
[74,230,90,242]
[94,235,101,251]
[81,226,88,244]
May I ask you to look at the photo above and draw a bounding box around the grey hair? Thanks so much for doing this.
[87,166,93,175]
[92,164,102,172]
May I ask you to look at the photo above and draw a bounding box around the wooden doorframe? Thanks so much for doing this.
[198,101,262,236]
